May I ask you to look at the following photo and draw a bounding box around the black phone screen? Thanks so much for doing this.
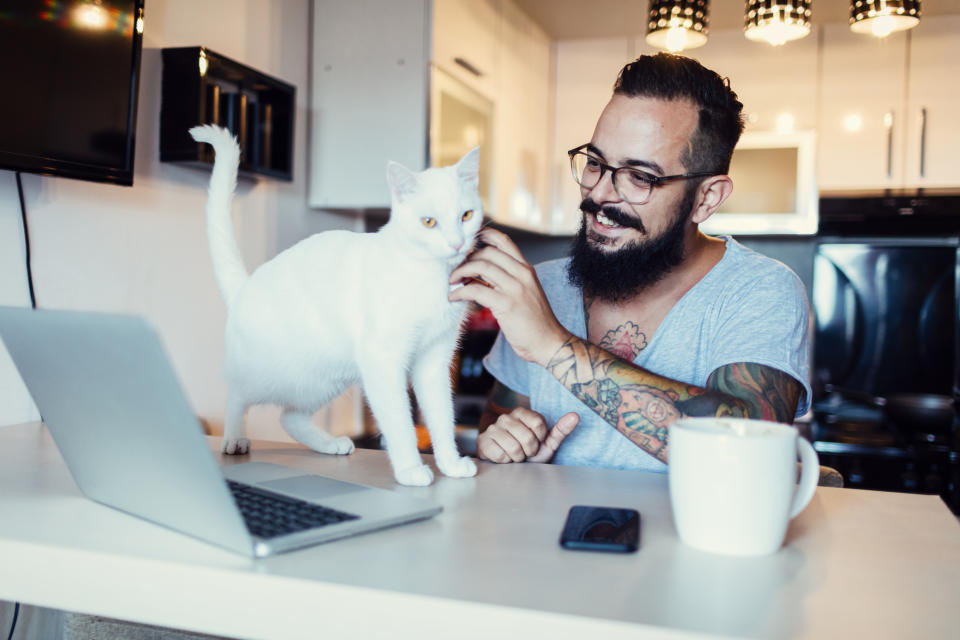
[559,505,640,553]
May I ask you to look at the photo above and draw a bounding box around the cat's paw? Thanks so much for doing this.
[221,437,251,455]
[328,436,355,455]
[299,434,354,456]
[394,464,434,487]
[437,455,478,478]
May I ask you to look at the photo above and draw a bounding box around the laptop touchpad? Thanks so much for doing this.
[261,475,368,501]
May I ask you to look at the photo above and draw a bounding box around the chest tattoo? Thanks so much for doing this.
[599,321,648,361]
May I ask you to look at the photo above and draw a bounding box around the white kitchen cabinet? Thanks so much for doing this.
[309,0,553,232]
[491,0,552,232]
[903,15,960,188]
[818,19,960,192]
[310,0,430,208]
[817,24,909,191]
[432,0,500,101]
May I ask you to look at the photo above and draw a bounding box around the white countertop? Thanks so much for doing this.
[1,422,959,639]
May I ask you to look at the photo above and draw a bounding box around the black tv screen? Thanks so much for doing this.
[0,0,144,185]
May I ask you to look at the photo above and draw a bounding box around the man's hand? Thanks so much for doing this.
[449,228,571,368]
[477,409,580,463]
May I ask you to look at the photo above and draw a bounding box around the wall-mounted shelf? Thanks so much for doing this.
[160,47,295,181]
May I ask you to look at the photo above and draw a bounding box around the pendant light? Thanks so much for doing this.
[646,0,710,53]
[850,0,921,38]
[744,1,812,46]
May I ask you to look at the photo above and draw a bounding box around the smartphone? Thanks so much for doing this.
[559,505,641,553]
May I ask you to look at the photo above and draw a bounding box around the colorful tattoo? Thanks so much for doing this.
[598,321,648,360]
[705,362,801,423]
[545,337,799,463]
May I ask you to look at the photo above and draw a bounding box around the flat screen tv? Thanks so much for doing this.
[0,0,145,186]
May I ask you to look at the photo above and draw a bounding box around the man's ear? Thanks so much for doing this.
[689,175,734,225]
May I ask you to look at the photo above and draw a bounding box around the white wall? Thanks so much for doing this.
[0,0,363,440]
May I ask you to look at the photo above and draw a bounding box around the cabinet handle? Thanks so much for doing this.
[919,107,927,179]
[454,57,483,77]
[884,110,895,179]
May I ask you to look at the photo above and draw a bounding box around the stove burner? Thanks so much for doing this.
[817,427,897,447]
[814,398,890,445]
[813,393,958,448]
[814,421,951,449]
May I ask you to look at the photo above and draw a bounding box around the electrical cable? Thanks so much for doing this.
[5,602,19,640]
[15,173,37,309]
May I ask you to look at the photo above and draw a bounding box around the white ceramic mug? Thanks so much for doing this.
[668,417,819,556]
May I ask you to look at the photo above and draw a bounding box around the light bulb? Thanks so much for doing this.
[744,5,810,47]
[766,27,788,46]
[871,14,897,37]
[664,27,689,52]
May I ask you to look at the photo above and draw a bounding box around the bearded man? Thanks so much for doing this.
[448,53,811,470]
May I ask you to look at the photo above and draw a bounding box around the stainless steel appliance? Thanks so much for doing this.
[810,239,959,513]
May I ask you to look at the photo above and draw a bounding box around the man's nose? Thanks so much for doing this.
[588,169,622,204]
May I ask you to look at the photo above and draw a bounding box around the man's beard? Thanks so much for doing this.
[567,187,696,303]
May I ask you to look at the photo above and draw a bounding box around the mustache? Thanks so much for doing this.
[579,198,646,232]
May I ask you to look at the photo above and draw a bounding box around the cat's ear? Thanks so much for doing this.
[456,147,481,186]
[386,161,420,203]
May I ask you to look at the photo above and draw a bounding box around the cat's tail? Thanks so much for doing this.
[188,124,248,307]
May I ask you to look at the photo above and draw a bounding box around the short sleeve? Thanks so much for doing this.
[707,266,812,417]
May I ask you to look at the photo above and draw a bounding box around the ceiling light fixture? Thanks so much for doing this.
[646,0,710,53]
[850,0,921,38]
[744,1,812,46]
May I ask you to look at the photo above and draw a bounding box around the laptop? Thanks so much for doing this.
[0,306,442,557]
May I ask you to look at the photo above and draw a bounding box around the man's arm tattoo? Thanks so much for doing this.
[598,321,648,360]
[545,337,800,463]
[705,362,801,424]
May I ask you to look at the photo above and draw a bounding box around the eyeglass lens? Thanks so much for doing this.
[570,152,652,204]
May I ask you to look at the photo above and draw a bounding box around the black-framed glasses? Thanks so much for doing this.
[567,144,716,205]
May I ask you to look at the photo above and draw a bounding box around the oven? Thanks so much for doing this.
[810,236,960,514]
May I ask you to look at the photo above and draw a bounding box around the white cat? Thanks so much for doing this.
[189,125,481,486]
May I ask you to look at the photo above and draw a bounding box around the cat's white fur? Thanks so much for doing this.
[189,124,481,486]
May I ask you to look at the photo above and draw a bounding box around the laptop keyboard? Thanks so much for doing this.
[227,480,360,539]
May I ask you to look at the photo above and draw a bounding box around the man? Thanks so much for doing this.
[448,53,811,470]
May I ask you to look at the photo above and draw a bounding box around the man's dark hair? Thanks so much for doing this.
[613,53,745,175]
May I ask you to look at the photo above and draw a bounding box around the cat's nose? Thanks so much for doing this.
[450,240,464,252]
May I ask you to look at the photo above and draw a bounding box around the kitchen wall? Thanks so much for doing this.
[0,0,363,439]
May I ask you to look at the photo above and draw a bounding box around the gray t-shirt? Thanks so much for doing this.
[483,236,812,473]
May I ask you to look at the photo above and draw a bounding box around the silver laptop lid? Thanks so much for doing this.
[0,306,253,555]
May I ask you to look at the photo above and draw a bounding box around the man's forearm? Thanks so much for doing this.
[544,335,748,463]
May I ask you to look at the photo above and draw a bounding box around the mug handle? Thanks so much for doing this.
[789,438,819,519]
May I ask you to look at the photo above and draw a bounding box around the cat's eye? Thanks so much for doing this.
[421,217,437,228]
[461,210,474,222]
